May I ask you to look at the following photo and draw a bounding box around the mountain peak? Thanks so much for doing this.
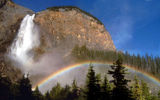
[47,6,103,25]
[34,8,116,52]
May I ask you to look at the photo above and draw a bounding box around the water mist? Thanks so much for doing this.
[9,14,40,73]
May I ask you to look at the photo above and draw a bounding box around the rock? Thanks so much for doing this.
[0,0,34,53]
[34,6,115,55]
[0,0,34,81]
[0,4,116,82]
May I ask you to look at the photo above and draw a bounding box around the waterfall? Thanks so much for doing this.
[9,14,40,70]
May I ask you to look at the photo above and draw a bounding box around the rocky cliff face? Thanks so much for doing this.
[0,0,33,54]
[0,3,116,81]
[0,0,33,81]
[34,7,115,53]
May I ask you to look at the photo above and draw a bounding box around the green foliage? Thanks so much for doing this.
[95,74,102,100]
[141,80,151,100]
[71,80,79,100]
[49,83,77,100]
[85,64,112,100]
[0,67,159,100]
[108,57,134,100]
[45,91,52,100]
[50,83,63,99]
[131,76,144,100]
[33,87,44,100]
[71,45,160,80]
[101,75,112,100]
[1,50,160,100]
[85,64,97,100]
[149,96,159,100]
[158,90,160,99]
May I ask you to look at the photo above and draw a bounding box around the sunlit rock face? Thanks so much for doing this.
[0,3,116,83]
[34,7,116,52]
[28,7,116,87]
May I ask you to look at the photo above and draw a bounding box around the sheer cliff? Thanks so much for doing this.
[34,7,115,52]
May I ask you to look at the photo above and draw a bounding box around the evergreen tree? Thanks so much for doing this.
[10,83,20,100]
[108,57,134,100]
[62,85,72,100]
[33,87,44,100]
[71,45,160,79]
[45,91,52,100]
[131,76,144,100]
[86,64,97,100]
[50,83,63,100]
[141,80,151,100]
[0,75,12,100]
[95,74,101,100]
[71,80,79,100]
[17,75,34,100]
[101,75,111,100]
[158,90,160,99]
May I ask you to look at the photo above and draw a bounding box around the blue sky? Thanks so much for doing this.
[13,0,160,56]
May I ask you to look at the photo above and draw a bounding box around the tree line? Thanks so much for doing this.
[72,45,160,79]
[1,57,160,100]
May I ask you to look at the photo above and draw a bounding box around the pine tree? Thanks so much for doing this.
[10,82,20,100]
[71,80,79,100]
[131,76,144,100]
[50,83,63,99]
[95,74,101,100]
[17,75,34,100]
[141,80,151,100]
[101,75,111,100]
[62,85,72,100]
[0,75,12,100]
[158,90,160,99]
[45,91,52,100]
[108,57,134,100]
[33,87,44,100]
[86,64,97,100]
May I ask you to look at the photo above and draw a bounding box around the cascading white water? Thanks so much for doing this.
[9,14,40,70]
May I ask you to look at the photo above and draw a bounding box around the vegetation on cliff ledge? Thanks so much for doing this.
[72,45,160,79]
[0,58,160,100]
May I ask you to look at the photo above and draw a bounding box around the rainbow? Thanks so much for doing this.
[32,61,160,90]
